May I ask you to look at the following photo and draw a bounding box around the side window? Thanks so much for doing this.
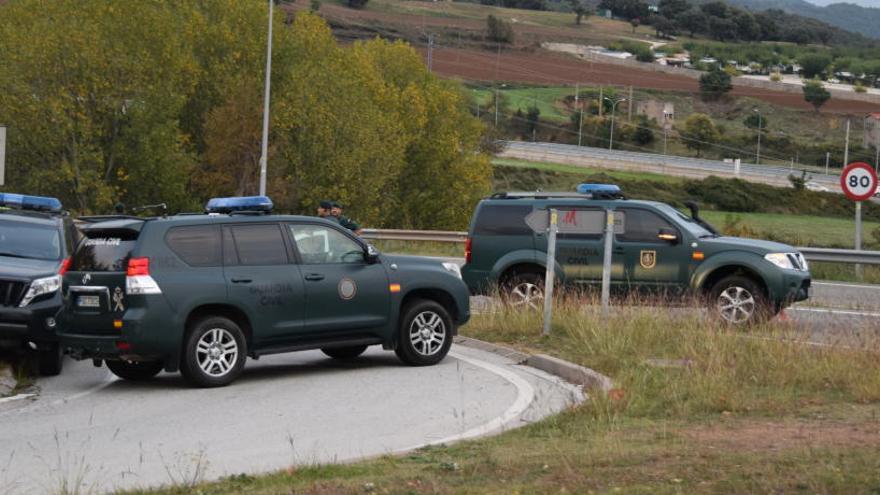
[289,224,364,264]
[473,205,533,236]
[617,208,676,244]
[165,225,221,267]
[228,224,288,266]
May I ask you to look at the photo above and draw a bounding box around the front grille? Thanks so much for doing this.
[786,253,809,272]
[0,280,26,307]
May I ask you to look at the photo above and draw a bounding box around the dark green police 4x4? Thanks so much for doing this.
[60,197,469,387]
[461,187,811,324]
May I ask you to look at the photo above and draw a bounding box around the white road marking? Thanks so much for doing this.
[789,307,880,318]
[394,350,537,453]
[813,281,880,290]
[0,393,36,405]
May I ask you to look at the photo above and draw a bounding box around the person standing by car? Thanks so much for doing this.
[317,200,339,224]
[331,201,363,235]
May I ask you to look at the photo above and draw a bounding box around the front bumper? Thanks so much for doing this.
[0,294,62,343]
[774,273,811,306]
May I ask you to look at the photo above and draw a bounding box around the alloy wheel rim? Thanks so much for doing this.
[509,282,544,310]
[196,328,239,377]
[718,286,756,324]
[409,311,446,357]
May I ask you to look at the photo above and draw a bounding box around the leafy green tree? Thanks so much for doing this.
[525,105,541,137]
[699,65,733,101]
[743,113,767,131]
[567,0,592,25]
[799,54,831,79]
[652,16,677,39]
[630,17,640,33]
[632,116,655,146]
[659,0,689,19]
[678,8,708,37]
[682,113,720,157]
[803,79,831,113]
[487,15,515,43]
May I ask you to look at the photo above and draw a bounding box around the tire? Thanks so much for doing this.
[180,317,247,388]
[395,299,453,366]
[500,272,545,310]
[37,342,63,377]
[709,275,772,326]
[321,346,368,360]
[106,360,163,381]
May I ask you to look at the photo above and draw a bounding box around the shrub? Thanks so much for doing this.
[769,72,782,82]
[487,15,515,43]
[699,65,733,100]
[854,81,868,93]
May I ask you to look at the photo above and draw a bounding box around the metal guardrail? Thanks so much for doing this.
[362,229,880,265]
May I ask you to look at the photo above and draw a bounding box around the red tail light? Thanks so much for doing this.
[59,257,71,275]
[127,257,150,276]
[465,237,472,265]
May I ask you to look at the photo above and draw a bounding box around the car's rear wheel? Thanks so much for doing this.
[501,272,545,310]
[322,346,368,360]
[710,275,772,325]
[180,317,247,388]
[106,360,163,381]
[37,342,63,377]
[395,299,453,366]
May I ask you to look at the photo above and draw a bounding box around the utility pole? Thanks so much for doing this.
[627,86,633,121]
[427,33,434,72]
[576,84,584,147]
[663,127,668,155]
[825,151,830,176]
[494,88,499,127]
[598,87,604,118]
[258,0,274,197]
[754,108,761,165]
[606,97,626,151]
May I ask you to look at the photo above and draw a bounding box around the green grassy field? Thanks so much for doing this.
[141,304,880,494]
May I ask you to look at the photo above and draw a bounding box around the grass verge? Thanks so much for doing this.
[140,303,880,495]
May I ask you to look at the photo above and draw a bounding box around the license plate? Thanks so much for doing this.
[77,295,100,308]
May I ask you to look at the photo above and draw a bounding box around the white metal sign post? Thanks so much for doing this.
[525,208,618,334]
[542,209,558,336]
[840,162,878,278]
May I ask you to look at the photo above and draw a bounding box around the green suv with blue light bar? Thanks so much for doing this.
[461,184,811,325]
[59,196,470,387]
[0,193,79,375]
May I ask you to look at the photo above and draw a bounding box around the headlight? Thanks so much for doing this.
[764,253,796,270]
[19,275,61,307]
[442,262,462,280]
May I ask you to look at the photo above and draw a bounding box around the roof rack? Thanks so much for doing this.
[76,215,150,223]
[490,191,625,200]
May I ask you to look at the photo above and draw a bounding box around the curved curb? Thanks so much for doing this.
[454,336,614,393]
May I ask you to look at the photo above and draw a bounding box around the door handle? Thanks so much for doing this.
[231,278,252,284]
[305,273,325,281]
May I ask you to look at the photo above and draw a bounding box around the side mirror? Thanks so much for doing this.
[657,228,679,244]
[364,243,380,264]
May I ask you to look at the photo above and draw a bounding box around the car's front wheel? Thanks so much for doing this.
[106,360,163,381]
[322,346,368,360]
[37,342,63,377]
[395,299,453,366]
[710,275,772,325]
[180,317,247,387]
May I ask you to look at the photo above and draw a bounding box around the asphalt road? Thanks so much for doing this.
[0,346,581,494]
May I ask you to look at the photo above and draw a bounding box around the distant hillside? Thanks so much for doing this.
[722,0,880,39]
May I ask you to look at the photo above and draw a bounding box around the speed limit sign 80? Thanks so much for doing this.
[840,162,878,202]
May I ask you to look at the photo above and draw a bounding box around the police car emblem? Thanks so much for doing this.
[82,273,92,285]
[113,287,125,312]
[640,250,657,269]
[338,278,357,300]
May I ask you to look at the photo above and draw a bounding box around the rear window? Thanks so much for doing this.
[165,225,221,267]
[71,235,138,272]
[0,219,61,261]
[227,224,288,266]
[473,204,532,236]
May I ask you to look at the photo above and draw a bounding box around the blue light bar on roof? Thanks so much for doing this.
[0,193,63,212]
[576,184,621,196]
[205,196,273,214]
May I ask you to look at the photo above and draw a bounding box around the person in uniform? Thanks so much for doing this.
[317,200,339,223]
[331,201,363,235]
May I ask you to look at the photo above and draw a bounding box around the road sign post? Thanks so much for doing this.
[0,125,5,186]
[601,210,614,315]
[840,162,878,279]
[542,209,558,336]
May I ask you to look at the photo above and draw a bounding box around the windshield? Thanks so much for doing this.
[0,219,62,260]
[654,204,715,238]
